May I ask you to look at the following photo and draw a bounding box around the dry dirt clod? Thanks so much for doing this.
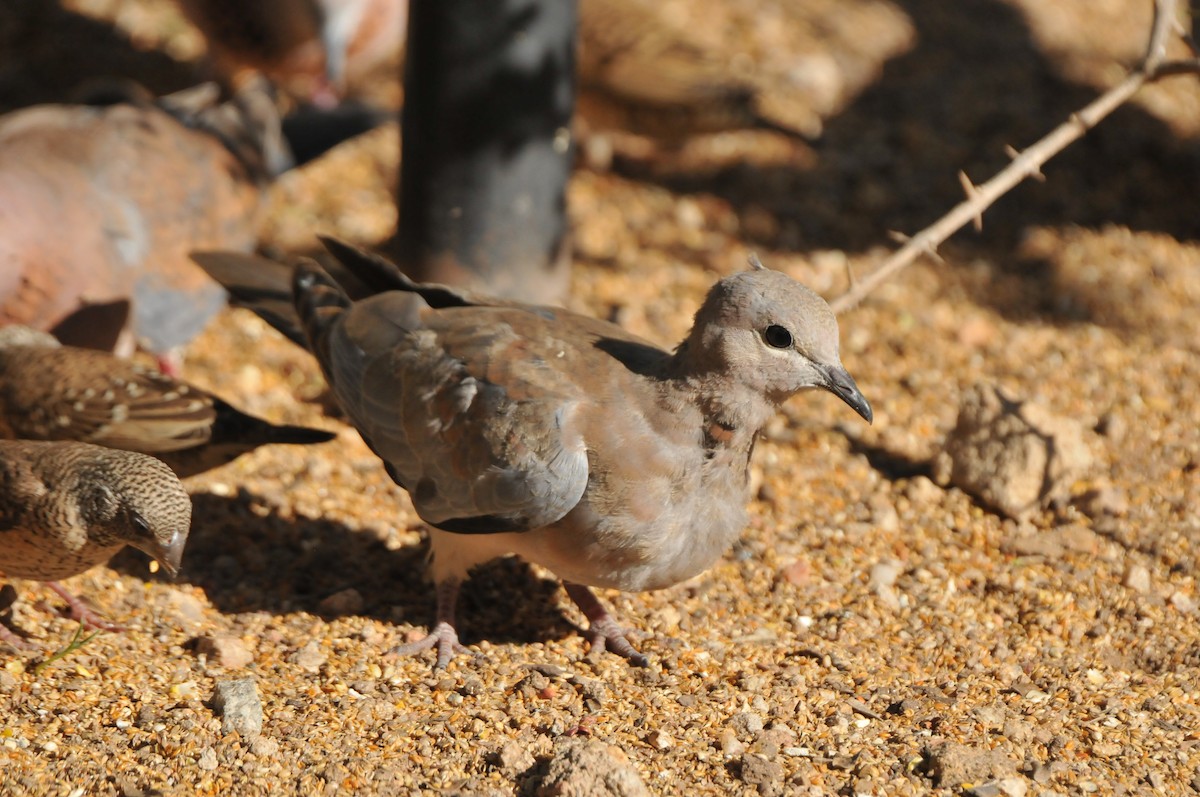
[534,739,651,797]
[933,384,1102,519]
[211,677,264,739]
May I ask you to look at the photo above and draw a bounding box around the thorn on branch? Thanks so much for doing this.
[1004,144,1046,181]
[887,230,943,262]
[830,0,1198,314]
[957,171,985,232]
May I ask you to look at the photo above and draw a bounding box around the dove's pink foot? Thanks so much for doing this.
[563,582,649,667]
[155,350,183,379]
[45,582,125,632]
[0,621,33,649]
[0,583,32,648]
[389,579,473,669]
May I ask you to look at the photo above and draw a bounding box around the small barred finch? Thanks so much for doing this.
[0,327,335,479]
[0,440,192,647]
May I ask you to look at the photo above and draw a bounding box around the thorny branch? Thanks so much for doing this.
[830,0,1200,314]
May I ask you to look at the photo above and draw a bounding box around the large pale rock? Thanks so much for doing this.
[934,385,1101,519]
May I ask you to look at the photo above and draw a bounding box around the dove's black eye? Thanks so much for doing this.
[763,325,793,349]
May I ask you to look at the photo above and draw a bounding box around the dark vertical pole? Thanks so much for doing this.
[395,0,576,303]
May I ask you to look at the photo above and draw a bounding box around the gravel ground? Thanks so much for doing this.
[2,1,1199,795]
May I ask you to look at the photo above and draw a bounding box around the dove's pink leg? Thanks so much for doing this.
[0,623,33,649]
[45,582,125,632]
[0,583,32,648]
[390,579,472,669]
[155,349,184,379]
[563,582,649,667]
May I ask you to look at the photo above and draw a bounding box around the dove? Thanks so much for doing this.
[177,0,408,106]
[193,239,872,668]
[0,327,336,479]
[576,0,819,144]
[0,440,191,647]
[0,79,289,376]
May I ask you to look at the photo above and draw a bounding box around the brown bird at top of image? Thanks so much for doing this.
[0,327,336,479]
[177,0,408,106]
[194,239,872,670]
[576,0,820,145]
[0,440,191,648]
[0,79,290,376]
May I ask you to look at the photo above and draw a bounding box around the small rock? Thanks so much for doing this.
[869,497,900,532]
[904,475,943,507]
[167,590,205,627]
[972,705,1006,728]
[921,741,1017,788]
[644,729,673,751]
[289,641,327,672]
[977,778,1028,797]
[1122,563,1152,594]
[1075,485,1128,519]
[317,588,364,616]
[211,678,263,738]
[249,736,279,757]
[494,740,536,775]
[196,635,254,669]
[869,560,903,610]
[1170,591,1197,613]
[1002,718,1034,744]
[535,739,650,797]
[196,747,218,771]
[729,712,765,737]
[739,753,783,793]
[776,559,811,587]
[751,727,797,760]
[933,385,1101,519]
[719,728,745,757]
[1094,411,1126,442]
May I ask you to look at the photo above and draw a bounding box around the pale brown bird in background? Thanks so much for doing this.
[177,0,408,106]
[0,79,290,376]
[576,0,820,144]
[195,239,872,669]
[0,327,336,479]
[0,440,191,648]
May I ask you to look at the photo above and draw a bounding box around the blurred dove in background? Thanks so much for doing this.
[0,79,289,376]
[177,0,409,106]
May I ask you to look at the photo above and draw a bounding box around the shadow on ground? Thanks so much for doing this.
[632,0,1200,325]
[113,491,577,648]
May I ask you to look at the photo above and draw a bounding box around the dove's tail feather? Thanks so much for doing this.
[293,262,353,362]
[190,251,310,347]
[210,399,337,447]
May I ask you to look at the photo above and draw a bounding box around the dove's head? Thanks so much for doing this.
[684,261,872,423]
[79,448,193,577]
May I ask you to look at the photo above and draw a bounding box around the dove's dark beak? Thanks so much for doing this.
[823,365,873,424]
[150,529,188,579]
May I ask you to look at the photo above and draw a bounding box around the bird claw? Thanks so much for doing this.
[563,582,651,667]
[584,616,649,667]
[44,583,126,633]
[389,621,474,670]
[0,622,35,650]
